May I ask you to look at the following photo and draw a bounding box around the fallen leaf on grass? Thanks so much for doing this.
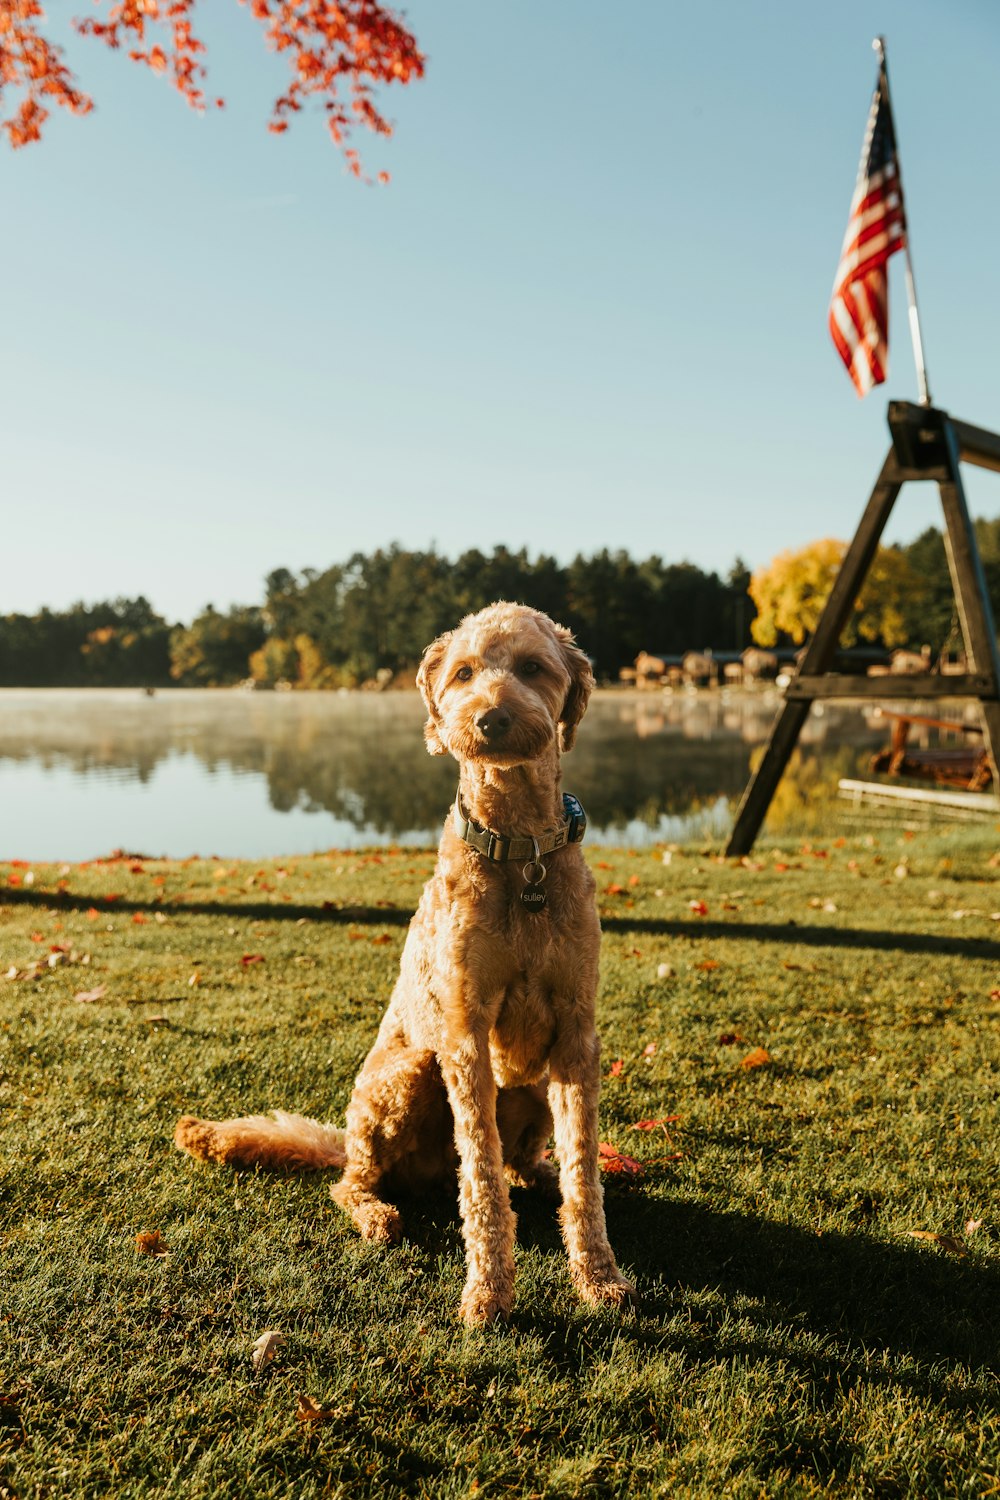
[296,1393,337,1424]
[688,900,708,916]
[695,959,720,972]
[251,1330,286,1372]
[965,1218,984,1236]
[241,953,265,967]
[740,1047,772,1070]
[717,1031,744,1046]
[633,1117,681,1131]
[74,984,107,1004]
[906,1230,966,1257]
[608,1059,624,1078]
[598,1144,644,1178]
[135,1231,168,1257]
[642,1042,657,1057]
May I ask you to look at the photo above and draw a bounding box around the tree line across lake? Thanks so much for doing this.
[2,528,998,689]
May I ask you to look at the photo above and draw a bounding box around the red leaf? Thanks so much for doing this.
[740,1046,772,1070]
[598,1143,644,1178]
[633,1116,681,1131]
[241,953,265,966]
[688,899,708,916]
[608,1059,624,1077]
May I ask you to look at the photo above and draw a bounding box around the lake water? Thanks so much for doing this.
[0,687,900,861]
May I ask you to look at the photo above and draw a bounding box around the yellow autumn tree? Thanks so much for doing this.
[749,538,919,648]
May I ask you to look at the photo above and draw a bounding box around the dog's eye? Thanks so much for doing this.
[520,659,542,676]
[454,665,474,682]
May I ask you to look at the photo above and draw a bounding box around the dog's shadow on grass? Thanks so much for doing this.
[397,1183,998,1379]
[603,1190,997,1374]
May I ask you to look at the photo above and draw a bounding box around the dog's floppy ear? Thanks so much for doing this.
[553,625,595,753]
[416,630,453,756]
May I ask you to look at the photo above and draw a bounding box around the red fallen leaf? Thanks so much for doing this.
[717,1031,745,1046]
[371,934,393,945]
[7,875,22,887]
[151,875,165,886]
[29,932,45,944]
[605,884,626,896]
[595,861,612,869]
[688,900,708,916]
[608,1059,624,1077]
[740,1046,772,1070]
[85,908,101,921]
[241,953,265,966]
[135,1230,168,1257]
[8,859,29,868]
[74,984,108,1003]
[695,959,720,971]
[633,1117,681,1131]
[297,1392,336,1424]
[132,913,147,925]
[129,863,145,875]
[628,874,640,887]
[598,1143,644,1178]
[991,989,1000,1001]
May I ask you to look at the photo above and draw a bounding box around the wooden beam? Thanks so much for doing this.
[724,699,811,858]
[951,416,1000,475]
[786,673,998,701]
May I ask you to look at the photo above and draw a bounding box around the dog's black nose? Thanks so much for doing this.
[477,707,512,740]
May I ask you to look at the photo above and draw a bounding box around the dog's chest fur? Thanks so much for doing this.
[464,847,597,1087]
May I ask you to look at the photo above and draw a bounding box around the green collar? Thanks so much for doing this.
[453,792,587,864]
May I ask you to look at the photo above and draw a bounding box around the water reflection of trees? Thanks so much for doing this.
[0,690,890,838]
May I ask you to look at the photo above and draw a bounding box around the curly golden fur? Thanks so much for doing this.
[175,602,634,1325]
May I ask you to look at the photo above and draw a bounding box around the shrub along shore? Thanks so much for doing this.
[1,828,998,1498]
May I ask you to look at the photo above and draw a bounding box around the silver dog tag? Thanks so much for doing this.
[520,886,547,912]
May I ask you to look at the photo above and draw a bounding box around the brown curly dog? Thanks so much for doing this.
[175,601,634,1325]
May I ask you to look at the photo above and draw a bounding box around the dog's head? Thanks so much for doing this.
[416,602,594,764]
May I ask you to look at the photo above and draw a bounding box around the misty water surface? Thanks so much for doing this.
[0,688,893,860]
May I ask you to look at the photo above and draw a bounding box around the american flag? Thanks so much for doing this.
[829,66,907,396]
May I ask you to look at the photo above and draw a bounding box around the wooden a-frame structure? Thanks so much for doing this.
[725,399,1000,856]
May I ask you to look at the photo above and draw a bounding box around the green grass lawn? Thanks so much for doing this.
[1,828,998,1498]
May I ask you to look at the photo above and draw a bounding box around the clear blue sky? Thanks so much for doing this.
[4,0,1000,623]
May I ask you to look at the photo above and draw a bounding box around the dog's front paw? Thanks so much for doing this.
[572,1265,636,1309]
[459,1277,512,1327]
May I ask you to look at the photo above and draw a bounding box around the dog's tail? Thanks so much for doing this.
[174,1110,347,1172]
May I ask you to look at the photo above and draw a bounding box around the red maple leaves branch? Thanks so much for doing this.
[0,0,425,175]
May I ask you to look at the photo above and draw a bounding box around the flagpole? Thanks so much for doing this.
[874,35,932,406]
